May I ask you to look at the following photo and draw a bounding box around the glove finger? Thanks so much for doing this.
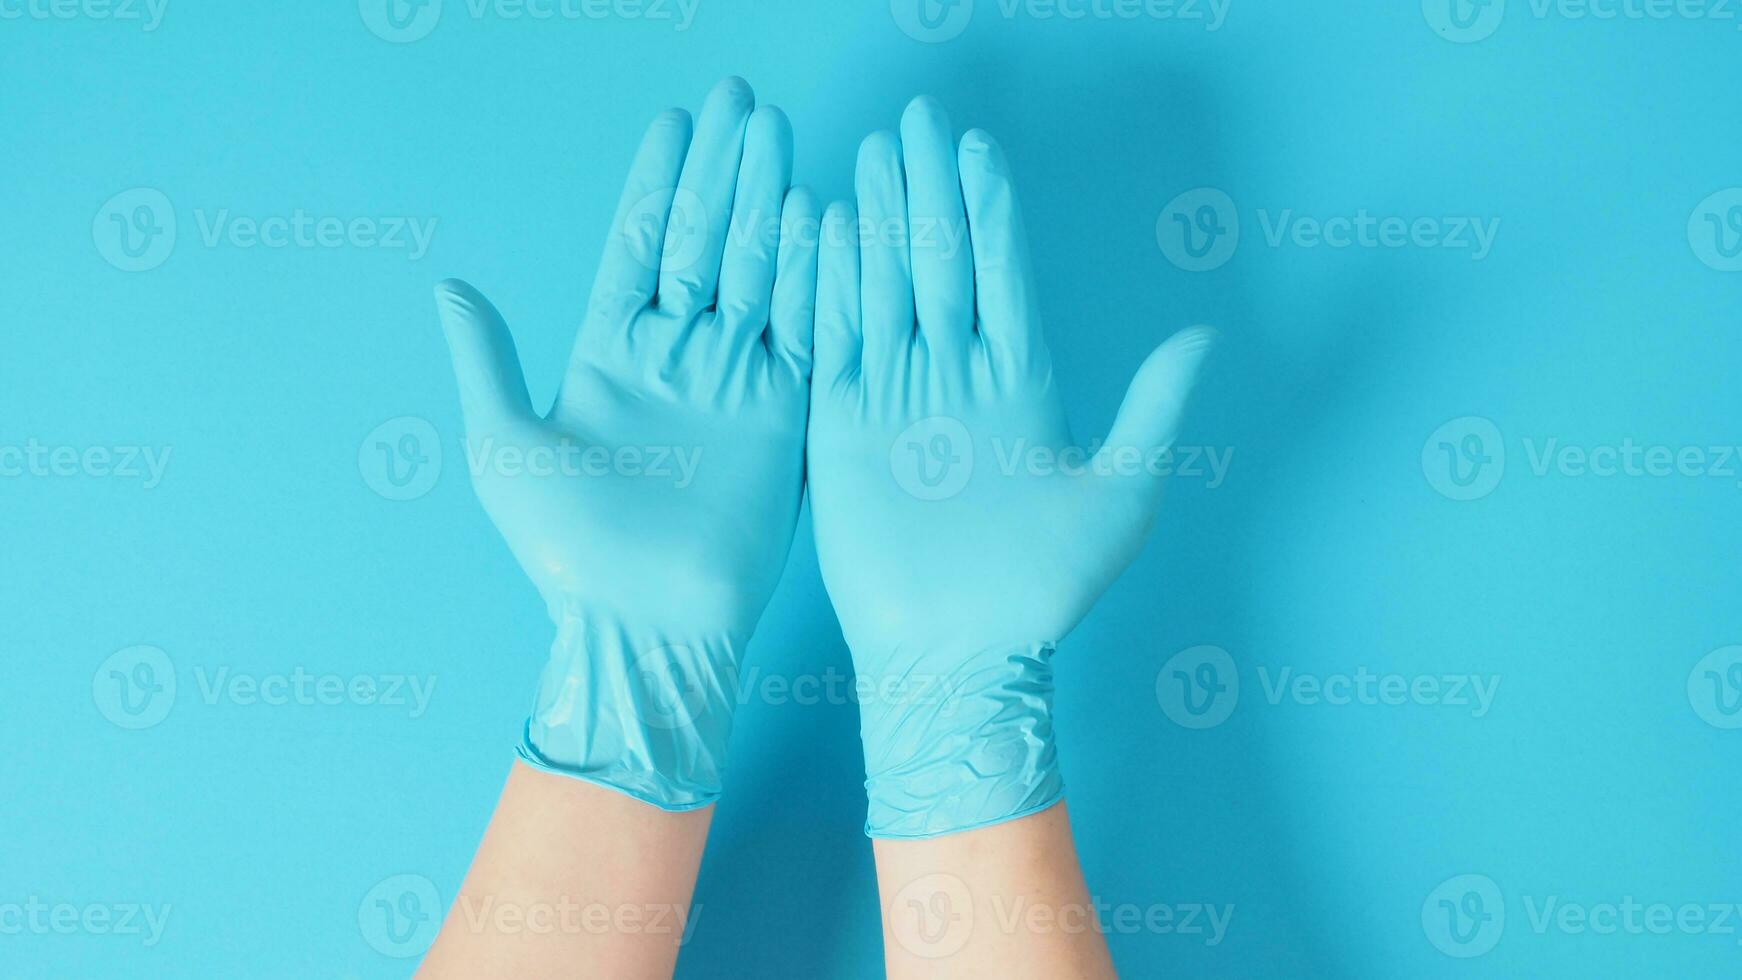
[856,130,916,383]
[958,129,1048,381]
[1103,326,1217,487]
[768,186,820,380]
[587,107,694,325]
[717,106,794,342]
[657,76,756,321]
[813,199,862,403]
[900,96,974,370]
[434,278,535,438]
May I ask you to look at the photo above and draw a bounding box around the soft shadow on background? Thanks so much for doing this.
[5,3,1741,978]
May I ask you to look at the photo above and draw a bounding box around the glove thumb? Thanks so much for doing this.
[433,278,534,439]
[1103,325,1216,480]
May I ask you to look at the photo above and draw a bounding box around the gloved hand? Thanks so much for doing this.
[433,77,818,810]
[807,96,1214,838]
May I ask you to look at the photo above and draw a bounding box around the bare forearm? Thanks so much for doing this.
[418,762,710,980]
[873,802,1116,979]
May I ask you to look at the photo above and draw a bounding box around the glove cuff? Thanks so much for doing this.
[517,607,739,811]
[858,642,1064,839]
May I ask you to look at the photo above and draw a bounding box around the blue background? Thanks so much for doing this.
[5,0,1741,976]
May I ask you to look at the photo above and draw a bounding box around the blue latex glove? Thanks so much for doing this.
[433,78,818,810]
[808,97,1215,838]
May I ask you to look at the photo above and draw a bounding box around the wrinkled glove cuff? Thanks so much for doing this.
[517,612,739,811]
[858,643,1064,839]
